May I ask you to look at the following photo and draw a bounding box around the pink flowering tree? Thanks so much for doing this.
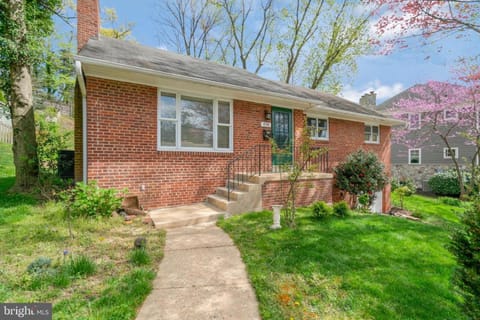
[365,0,480,53]
[389,79,480,197]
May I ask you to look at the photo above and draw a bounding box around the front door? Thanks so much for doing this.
[271,107,292,166]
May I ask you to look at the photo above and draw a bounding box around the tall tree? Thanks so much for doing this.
[156,0,221,59]
[0,0,62,190]
[100,7,135,40]
[367,0,480,52]
[389,81,479,197]
[217,0,275,73]
[302,0,372,92]
[276,0,326,84]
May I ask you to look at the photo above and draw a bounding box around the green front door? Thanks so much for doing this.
[271,107,293,166]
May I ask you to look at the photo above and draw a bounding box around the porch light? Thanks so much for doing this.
[264,110,272,121]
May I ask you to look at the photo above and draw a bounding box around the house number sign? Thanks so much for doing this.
[261,122,271,128]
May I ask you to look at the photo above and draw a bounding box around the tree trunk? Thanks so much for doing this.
[8,0,39,190]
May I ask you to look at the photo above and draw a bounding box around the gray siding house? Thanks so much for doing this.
[360,85,478,190]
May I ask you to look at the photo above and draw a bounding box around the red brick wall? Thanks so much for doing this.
[81,76,392,211]
[74,83,83,182]
[262,178,333,209]
[84,77,269,209]
[77,0,100,51]
[310,118,392,212]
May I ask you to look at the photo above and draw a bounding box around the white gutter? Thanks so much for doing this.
[75,61,88,183]
[74,55,404,126]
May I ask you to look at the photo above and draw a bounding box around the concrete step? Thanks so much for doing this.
[206,194,232,211]
[149,203,225,229]
[216,187,246,201]
[226,179,261,192]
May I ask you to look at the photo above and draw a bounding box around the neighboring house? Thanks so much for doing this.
[74,0,401,214]
[375,84,479,190]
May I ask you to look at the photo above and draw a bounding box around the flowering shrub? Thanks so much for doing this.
[334,150,388,208]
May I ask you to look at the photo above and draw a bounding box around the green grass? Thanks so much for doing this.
[391,193,466,226]
[0,143,165,319]
[219,202,465,319]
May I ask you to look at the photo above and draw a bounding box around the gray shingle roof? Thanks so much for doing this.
[78,36,388,119]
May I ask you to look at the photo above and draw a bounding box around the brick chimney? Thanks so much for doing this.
[77,0,100,51]
[359,91,376,109]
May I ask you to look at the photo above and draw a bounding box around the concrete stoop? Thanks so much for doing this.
[148,203,225,229]
[206,175,263,216]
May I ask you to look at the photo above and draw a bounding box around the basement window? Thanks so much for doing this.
[157,90,233,151]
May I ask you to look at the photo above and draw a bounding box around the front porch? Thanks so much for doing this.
[206,144,332,215]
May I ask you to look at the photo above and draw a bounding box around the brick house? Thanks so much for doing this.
[74,0,401,214]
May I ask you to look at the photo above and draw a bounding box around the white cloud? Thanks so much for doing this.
[341,80,405,104]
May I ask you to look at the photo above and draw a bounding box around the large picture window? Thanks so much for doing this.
[158,90,233,151]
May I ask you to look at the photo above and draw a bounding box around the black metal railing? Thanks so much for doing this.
[226,144,329,200]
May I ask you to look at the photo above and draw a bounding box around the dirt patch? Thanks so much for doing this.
[389,207,421,221]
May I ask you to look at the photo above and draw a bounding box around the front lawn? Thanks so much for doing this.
[219,203,465,319]
[0,143,165,319]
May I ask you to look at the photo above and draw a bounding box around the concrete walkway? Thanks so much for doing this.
[136,222,261,320]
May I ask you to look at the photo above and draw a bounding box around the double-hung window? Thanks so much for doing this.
[364,124,380,143]
[307,116,329,140]
[443,147,458,159]
[158,90,233,151]
[408,113,421,129]
[443,110,458,121]
[408,148,421,164]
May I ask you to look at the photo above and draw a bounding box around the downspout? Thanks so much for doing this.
[75,61,87,183]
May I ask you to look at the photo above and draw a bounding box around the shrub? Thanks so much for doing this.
[311,201,332,219]
[332,201,350,217]
[439,196,462,207]
[36,108,72,175]
[27,257,53,276]
[61,181,125,218]
[391,179,416,193]
[334,150,388,208]
[394,186,414,209]
[358,194,371,212]
[129,249,151,266]
[428,170,471,197]
[67,255,96,277]
[449,198,480,319]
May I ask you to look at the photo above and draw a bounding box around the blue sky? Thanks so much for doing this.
[63,0,479,104]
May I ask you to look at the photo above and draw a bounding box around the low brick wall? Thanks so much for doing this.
[262,177,333,209]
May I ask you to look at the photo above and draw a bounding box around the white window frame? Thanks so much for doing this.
[364,124,380,144]
[408,113,421,130]
[408,148,421,165]
[306,115,329,140]
[443,109,458,121]
[443,147,459,159]
[157,89,233,152]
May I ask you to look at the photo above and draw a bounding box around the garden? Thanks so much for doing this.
[218,150,479,320]
[0,142,165,319]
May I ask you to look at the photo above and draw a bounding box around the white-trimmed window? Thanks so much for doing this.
[157,90,233,151]
[444,110,458,121]
[443,147,459,159]
[408,113,421,129]
[364,124,380,143]
[408,148,421,164]
[307,116,329,140]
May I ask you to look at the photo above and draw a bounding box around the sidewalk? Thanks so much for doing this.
[136,222,261,320]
